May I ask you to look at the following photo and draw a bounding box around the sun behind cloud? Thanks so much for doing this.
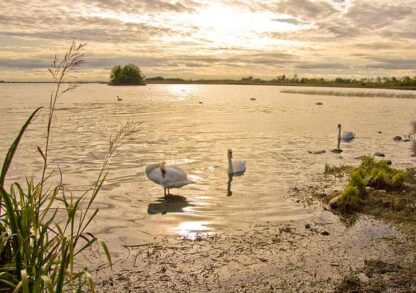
[0,0,414,81]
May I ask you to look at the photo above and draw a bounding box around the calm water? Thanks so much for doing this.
[1,83,415,253]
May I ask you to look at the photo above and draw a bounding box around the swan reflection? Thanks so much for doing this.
[227,174,233,196]
[147,195,191,215]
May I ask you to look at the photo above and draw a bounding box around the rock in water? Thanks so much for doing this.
[393,136,402,141]
[308,150,326,154]
[374,152,385,157]
[329,195,341,209]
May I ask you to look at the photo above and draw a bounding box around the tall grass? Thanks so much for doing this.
[281,89,416,99]
[0,41,126,292]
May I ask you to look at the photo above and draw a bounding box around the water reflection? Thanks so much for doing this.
[227,174,233,196]
[147,195,191,215]
[174,221,211,240]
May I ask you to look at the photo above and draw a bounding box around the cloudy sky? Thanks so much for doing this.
[0,0,415,81]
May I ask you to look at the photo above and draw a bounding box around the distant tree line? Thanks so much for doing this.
[266,74,416,87]
[146,74,416,89]
[110,64,146,85]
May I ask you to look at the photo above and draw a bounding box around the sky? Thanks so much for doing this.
[0,0,415,81]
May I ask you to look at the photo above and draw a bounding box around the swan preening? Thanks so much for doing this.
[145,162,194,196]
[227,149,246,175]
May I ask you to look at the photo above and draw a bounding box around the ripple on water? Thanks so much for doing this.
[1,84,416,249]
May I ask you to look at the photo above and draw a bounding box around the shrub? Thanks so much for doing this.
[110,64,146,85]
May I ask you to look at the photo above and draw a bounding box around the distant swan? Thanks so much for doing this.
[227,149,246,175]
[117,95,123,101]
[145,162,194,196]
[339,124,355,141]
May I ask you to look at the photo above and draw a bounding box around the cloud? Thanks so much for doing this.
[366,58,416,70]
[272,17,305,25]
[0,0,415,80]
[296,62,351,70]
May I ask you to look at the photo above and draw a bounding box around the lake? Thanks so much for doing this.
[1,83,415,255]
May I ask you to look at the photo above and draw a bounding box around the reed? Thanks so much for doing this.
[0,41,126,292]
[281,89,416,99]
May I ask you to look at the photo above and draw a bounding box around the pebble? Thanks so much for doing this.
[374,152,385,157]
[305,224,311,229]
[393,136,402,141]
[357,273,370,283]
[250,98,256,101]
[321,231,330,236]
[316,102,323,105]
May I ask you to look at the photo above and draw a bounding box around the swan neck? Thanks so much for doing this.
[337,127,341,149]
[228,155,233,174]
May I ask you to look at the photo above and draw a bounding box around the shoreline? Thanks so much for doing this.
[1,81,415,91]
[91,167,416,292]
[92,214,415,292]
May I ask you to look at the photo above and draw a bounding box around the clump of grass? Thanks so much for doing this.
[332,156,409,212]
[338,185,362,211]
[324,164,353,176]
[0,41,126,292]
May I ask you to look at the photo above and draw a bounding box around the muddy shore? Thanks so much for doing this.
[92,213,415,292]
[88,166,416,292]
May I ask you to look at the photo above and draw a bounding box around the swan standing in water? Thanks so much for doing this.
[145,161,194,197]
[227,149,246,175]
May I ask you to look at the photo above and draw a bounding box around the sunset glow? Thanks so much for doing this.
[0,0,415,81]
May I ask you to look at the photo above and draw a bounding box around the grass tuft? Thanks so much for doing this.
[0,41,127,292]
[329,155,409,212]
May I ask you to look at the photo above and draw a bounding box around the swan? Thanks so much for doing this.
[227,149,246,175]
[145,161,194,196]
[339,124,355,141]
[117,95,123,101]
[331,124,343,153]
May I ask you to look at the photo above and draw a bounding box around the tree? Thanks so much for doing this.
[110,64,146,85]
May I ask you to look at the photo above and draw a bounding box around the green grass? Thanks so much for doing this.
[0,41,128,292]
[328,156,409,212]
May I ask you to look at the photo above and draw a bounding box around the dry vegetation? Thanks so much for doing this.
[281,89,416,99]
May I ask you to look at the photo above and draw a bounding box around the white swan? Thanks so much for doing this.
[145,161,194,196]
[338,124,355,141]
[117,95,123,101]
[227,149,246,175]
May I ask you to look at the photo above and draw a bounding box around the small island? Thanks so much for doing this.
[109,64,146,86]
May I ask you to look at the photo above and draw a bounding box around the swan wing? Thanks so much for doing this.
[164,165,188,182]
[341,131,355,141]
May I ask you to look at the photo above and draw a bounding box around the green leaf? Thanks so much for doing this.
[0,107,42,187]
